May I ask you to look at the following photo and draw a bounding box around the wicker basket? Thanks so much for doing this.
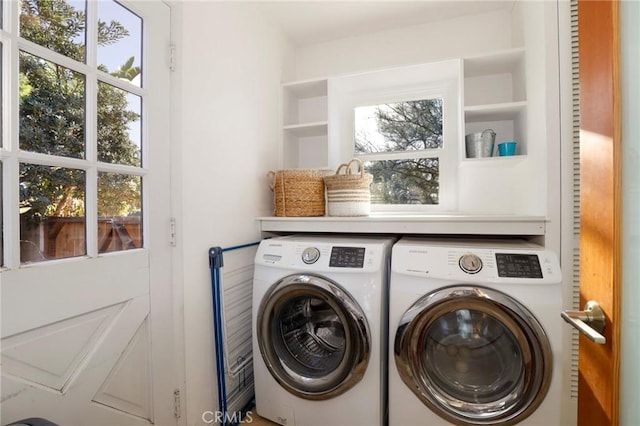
[323,159,373,217]
[267,169,326,217]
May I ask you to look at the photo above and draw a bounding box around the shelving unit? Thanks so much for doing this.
[463,48,527,158]
[280,48,528,168]
[282,78,329,169]
[282,48,529,170]
[271,46,546,227]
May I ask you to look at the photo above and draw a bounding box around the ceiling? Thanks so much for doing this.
[256,1,515,46]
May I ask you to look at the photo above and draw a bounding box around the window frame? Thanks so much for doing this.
[0,0,149,269]
[328,59,462,213]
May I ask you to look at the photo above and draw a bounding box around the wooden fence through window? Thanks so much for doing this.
[20,216,142,262]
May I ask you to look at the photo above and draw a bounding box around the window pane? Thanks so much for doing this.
[19,164,86,263]
[97,1,142,87]
[98,172,142,253]
[97,81,141,166]
[365,158,439,205]
[355,98,443,154]
[19,51,86,158]
[20,0,86,63]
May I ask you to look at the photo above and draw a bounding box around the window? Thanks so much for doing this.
[355,98,443,205]
[329,60,461,212]
[1,0,147,266]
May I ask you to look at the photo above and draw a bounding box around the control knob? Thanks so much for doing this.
[302,247,320,264]
[459,253,483,274]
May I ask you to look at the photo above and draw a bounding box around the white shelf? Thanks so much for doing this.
[464,101,527,122]
[258,214,546,236]
[463,47,527,157]
[463,47,526,77]
[282,79,328,98]
[460,154,527,165]
[282,78,329,169]
[283,121,328,137]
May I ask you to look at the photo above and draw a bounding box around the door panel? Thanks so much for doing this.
[1,295,151,424]
[0,2,174,425]
[619,1,640,423]
[1,253,149,336]
[577,0,621,424]
[394,286,553,425]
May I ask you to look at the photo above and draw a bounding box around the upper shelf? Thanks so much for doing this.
[283,121,328,137]
[258,214,546,236]
[464,101,527,122]
[282,78,328,98]
[463,47,526,77]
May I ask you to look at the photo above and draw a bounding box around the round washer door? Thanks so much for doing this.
[395,285,552,425]
[257,273,370,400]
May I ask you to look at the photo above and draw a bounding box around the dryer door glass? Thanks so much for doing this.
[395,285,552,425]
[257,274,370,400]
[423,309,525,404]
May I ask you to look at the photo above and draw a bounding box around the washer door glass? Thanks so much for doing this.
[258,274,370,400]
[395,286,552,425]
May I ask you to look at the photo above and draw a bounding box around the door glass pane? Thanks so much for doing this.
[20,0,86,63]
[97,81,141,166]
[97,0,142,87]
[19,51,86,158]
[365,158,439,205]
[273,295,346,377]
[19,164,86,263]
[98,172,142,253]
[422,309,523,403]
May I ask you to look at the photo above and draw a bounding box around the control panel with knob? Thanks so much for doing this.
[301,247,321,264]
[459,253,483,274]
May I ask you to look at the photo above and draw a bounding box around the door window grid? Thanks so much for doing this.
[1,0,147,268]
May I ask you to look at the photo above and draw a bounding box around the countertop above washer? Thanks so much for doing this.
[257,214,547,236]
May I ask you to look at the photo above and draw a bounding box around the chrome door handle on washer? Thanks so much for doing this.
[561,301,606,344]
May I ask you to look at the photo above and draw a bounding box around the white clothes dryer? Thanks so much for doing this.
[389,238,563,426]
[253,235,395,426]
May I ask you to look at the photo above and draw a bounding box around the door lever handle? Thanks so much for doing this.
[561,301,606,344]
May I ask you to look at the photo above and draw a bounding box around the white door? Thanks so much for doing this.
[1,1,177,425]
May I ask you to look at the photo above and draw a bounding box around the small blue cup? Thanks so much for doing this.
[498,141,517,156]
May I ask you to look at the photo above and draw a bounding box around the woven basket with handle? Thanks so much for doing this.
[267,169,326,217]
[323,159,373,217]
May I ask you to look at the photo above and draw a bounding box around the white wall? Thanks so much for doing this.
[172,2,294,424]
[294,9,514,80]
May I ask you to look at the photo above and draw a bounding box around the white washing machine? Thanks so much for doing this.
[389,238,563,426]
[253,235,395,426]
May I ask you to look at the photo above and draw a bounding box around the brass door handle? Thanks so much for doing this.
[561,301,606,344]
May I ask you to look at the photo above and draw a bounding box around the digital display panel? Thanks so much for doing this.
[495,253,543,278]
[329,246,366,268]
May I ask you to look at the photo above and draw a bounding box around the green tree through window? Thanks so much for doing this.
[19,0,141,224]
[355,99,442,205]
